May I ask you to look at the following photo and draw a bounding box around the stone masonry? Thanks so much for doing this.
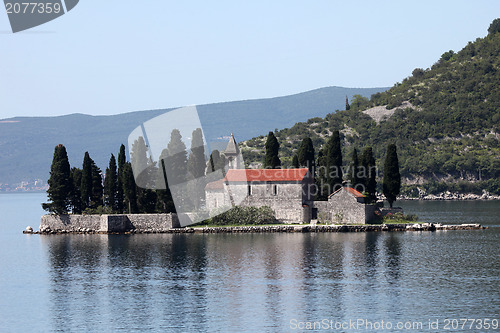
[40,213,180,233]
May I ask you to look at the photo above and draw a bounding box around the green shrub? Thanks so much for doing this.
[201,206,277,226]
[383,212,418,222]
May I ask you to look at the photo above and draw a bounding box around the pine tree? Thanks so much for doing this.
[42,144,72,214]
[488,18,500,35]
[297,137,315,174]
[360,147,377,203]
[104,154,118,211]
[326,130,343,193]
[264,131,281,169]
[69,167,83,214]
[383,144,401,208]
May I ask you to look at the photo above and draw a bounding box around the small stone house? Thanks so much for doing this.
[205,168,314,223]
[315,187,377,224]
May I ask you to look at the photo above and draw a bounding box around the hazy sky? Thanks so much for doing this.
[1,0,499,119]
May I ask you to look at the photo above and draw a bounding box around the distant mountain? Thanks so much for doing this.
[0,86,387,185]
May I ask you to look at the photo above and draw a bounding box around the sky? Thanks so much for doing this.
[1,0,499,119]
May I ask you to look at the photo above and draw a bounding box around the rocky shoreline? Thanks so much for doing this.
[397,191,500,201]
[24,223,487,235]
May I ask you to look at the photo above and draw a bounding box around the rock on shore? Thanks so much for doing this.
[29,223,486,234]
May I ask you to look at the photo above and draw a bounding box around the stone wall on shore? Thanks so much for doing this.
[33,216,485,235]
[40,213,180,233]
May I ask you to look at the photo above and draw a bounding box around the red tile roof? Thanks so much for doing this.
[224,168,309,182]
[329,187,366,198]
[345,187,365,198]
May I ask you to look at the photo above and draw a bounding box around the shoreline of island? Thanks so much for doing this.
[25,220,487,235]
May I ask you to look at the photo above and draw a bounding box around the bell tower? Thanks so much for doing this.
[224,133,241,169]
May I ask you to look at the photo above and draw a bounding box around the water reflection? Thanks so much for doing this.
[44,234,209,332]
[40,228,499,332]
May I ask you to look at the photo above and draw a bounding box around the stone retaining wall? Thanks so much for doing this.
[40,213,179,233]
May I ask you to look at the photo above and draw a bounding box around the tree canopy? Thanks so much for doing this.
[42,144,72,214]
[264,131,281,168]
[383,144,401,208]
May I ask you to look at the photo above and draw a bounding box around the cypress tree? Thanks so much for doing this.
[116,144,126,213]
[187,128,207,209]
[326,130,343,193]
[80,151,93,210]
[104,154,118,211]
[122,162,138,213]
[264,131,281,169]
[69,167,83,214]
[187,128,206,179]
[137,186,157,213]
[156,148,175,213]
[297,137,315,174]
[360,147,377,203]
[315,147,328,200]
[349,148,361,190]
[130,136,150,189]
[383,144,401,208]
[42,144,72,214]
[81,151,103,210]
[292,154,299,168]
[166,129,188,186]
[91,161,103,208]
[164,129,191,210]
[207,150,224,173]
[130,136,148,175]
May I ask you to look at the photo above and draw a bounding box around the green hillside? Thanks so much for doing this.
[241,20,500,195]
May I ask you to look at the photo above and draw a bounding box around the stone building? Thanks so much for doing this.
[314,187,377,224]
[206,168,314,223]
[204,135,377,225]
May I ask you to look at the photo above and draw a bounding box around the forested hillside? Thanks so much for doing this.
[241,19,500,195]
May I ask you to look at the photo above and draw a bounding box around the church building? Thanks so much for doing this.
[205,135,377,224]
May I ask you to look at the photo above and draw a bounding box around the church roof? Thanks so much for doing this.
[224,168,309,182]
[205,179,224,191]
[224,133,240,155]
[329,187,366,198]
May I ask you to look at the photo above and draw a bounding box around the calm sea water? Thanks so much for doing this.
[0,193,499,332]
